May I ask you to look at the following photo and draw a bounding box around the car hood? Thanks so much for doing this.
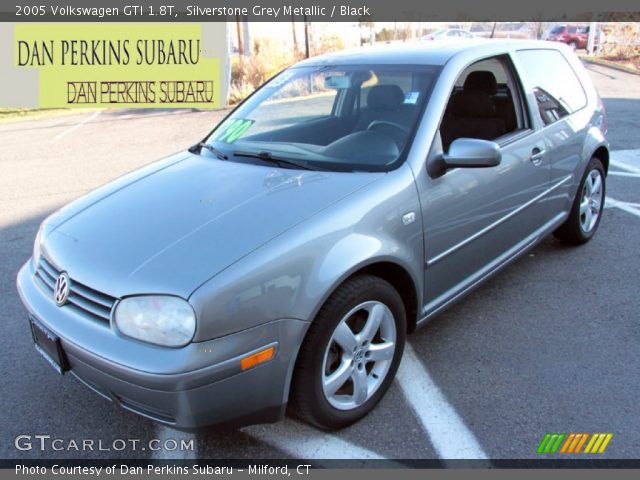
[44,152,381,298]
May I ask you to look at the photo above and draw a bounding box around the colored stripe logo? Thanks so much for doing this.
[537,433,613,454]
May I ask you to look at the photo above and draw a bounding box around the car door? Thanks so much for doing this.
[418,55,552,315]
[514,49,590,220]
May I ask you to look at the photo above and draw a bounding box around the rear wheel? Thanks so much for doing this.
[289,275,406,430]
[554,157,605,245]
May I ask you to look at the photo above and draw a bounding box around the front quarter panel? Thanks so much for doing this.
[189,163,424,342]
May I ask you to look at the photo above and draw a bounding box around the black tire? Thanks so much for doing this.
[554,157,606,245]
[289,275,406,430]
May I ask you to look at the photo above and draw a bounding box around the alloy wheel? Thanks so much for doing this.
[579,169,604,233]
[321,301,396,410]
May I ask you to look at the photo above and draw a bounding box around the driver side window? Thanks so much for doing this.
[440,56,524,152]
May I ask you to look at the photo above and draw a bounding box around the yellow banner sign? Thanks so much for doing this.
[13,23,224,108]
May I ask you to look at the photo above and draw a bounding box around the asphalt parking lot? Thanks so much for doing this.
[0,62,638,462]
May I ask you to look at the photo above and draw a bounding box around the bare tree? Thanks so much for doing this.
[531,21,551,40]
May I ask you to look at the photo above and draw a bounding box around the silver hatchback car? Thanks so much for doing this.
[17,40,608,430]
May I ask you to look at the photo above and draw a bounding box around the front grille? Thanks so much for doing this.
[34,256,116,324]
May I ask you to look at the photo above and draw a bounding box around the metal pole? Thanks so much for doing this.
[587,22,597,55]
[242,17,251,57]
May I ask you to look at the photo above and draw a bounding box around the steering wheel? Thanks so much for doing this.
[366,120,410,134]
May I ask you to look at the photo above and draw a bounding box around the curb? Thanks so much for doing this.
[580,57,640,76]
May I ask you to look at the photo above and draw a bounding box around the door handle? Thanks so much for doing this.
[530,148,546,166]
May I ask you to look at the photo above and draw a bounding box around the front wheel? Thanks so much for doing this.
[554,157,606,245]
[289,275,406,430]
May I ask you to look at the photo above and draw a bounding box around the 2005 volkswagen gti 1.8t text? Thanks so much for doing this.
[17,40,608,430]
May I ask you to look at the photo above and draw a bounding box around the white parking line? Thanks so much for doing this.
[44,115,83,129]
[397,344,488,460]
[610,150,640,174]
[609,171,640,178]
[610,161,640,174]
[152,417,388,461]
[605,196,640,218]
[54,109,103,140]
[244,418,388,460]
[151,344,489,461]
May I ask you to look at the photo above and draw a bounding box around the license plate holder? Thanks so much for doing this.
[29,316,69,374]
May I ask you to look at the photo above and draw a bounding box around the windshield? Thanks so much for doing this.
[204,64,440,172]
[550,26,565,34]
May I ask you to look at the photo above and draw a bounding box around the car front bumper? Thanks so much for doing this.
[16,260,309,430]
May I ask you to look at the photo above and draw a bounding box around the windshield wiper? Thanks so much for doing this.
[233,150,319,171]
[189,142,228,160]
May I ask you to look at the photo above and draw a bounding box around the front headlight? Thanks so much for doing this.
[114,296,196,347]
[33,223,44,266]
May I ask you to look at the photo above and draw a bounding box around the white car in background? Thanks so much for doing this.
[422,29,475,41]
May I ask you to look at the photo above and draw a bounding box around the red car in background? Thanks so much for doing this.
[546,25,591,50]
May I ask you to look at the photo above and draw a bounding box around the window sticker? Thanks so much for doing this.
[404,91,420,104]
[213,118,255,144]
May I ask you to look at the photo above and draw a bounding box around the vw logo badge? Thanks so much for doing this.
[54,272,71,307]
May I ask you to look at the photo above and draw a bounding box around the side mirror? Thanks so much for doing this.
[442,138,502,169]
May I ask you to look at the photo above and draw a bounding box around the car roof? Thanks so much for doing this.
[293,39,563,67]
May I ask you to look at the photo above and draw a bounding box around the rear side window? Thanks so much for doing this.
[516,49,587,126]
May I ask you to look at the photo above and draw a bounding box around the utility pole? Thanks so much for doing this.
[292,17,298,53]
[304,16,310,58]
[235,15,243,56]
[242,17,251,57]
